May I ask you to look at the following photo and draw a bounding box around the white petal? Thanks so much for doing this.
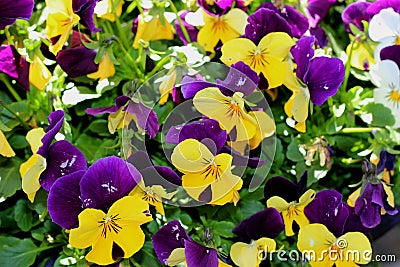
[368,8,400,42]
[370,60,400,88]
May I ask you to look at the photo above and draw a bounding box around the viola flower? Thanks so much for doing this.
[0,45,30,91]
[45,0,80,55]
[87,51,116,81]
[197,8,248,52]
[152,220,230,267]
[197,0,233,16]
[133,12,175,49]
[56,46,98,78]
[0,0,34,29]
[341,1,372,34]
[284,36,345,132]
[346,37,376,71]
[347,160,398,228]
[370,59,400,128]
[19,110,87,202]
[29,55,52,91]
[265,172,315,236]
[221,32,294,89]
[376,149,396,184]
[230,238,276,267]
[297,223,372,267]
[86,95,160,137]
[304,0,336,29]
[367,0,400,17]
[94,0,124,22]
[0,130,15,157]
[157,68,177,105]
[171,138,242,205]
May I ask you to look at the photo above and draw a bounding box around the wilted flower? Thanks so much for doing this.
[301,136,333,168]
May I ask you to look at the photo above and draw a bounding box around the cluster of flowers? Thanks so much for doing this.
[0,0,399,266]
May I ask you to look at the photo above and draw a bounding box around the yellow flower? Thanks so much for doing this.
[19,128,46,202]
[69,196,152,265]
[29,56,52,91]
[267,189,315,236]
[346,37,375,71]
[130,179,176,215]
[198,8,248,52]
[171,138,242,205]
[87,52,116,81]
[297,224,372,267]
[133,13,175,49]
[0,130,15,157]
[94,0,123,22]
[230,238,276,267]
[221,32,295,88]
[157,68,177,105]
[45,0,80,55]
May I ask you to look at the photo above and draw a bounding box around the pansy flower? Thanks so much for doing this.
[19,110,87,202]
[284,36,345,132]
[86,95,160,137]
[0,45,30,91]
[127,150,181,215]
[171,138,242,205]
[367,0,400,16]
[94,0,124,22]
[87,51,116,81]
[304,0,336,29]
[152,220,230,266]
[29,55,52,91]
[265,172,315,236]
[230,238,276,267]
[0,0,34,29]
[342,1,372,34]
[0,130,15,157]
[48,156,152,265]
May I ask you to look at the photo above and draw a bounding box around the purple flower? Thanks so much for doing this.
[380,45,400,69]
[367,0,400,16]
[86,95,160,138]
[0,0,34,30]
[232,208,284,242]
[291,36,345,106]
[244,8,292,45]
[309,26,328,48]
[305,0,336,28]
[175,11,199,44]
[48,156,141,229]
[0,45,30,91]
[376,149,396,175]
[152,220,222,267]
[264,171,308,202]
[341,1,372,34]
[73,0,100,33]
[197,0,233,16]
[56,46,99,78]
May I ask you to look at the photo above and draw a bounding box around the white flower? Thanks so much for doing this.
[370,59,400,128]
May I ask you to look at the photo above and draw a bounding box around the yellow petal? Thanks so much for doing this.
[297,224,335,260]
[258,32,295,61]
[221,38,256,67]
[168,247,186,266]
[259,58,288,89]
[94,0,124,22]
[157,68,176,105]
[298,189,316,206]
[230,241,258,267]
[266,196,289,212]
[26,128,46,154]
[171,138,214,173]
[0,130,15,157]
[294,121,306,133]
[85,232,114,265]
[210,176,243,205]
[338,232,372,265]
[87,52,116,81]
[108,106,125,134]
[19,154,46,202]
[383,183,395,208]
[218,259,232,267]
[256,237,276,252]
[133,14,175,49]
[197,20,222,52]
[291,87,310,123]
[223,8,248,38]
[109,196,152,225]
[113,223,146,260]
[29,56,52,91]
[248,111,276,150]
[347,188,360,207]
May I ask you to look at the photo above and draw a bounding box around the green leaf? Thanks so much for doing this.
[0,236,38,267]
[0,157,22,200]
[14,199,34,232]
[211,221,235,238]
[0,101,33,129]
[8,134,29,149]
[286,139,304,162]
[363,103,395,127]
[88,119,109,134]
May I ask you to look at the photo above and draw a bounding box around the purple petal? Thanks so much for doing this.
[181,76,218,99]
[0,0,34,29]
[281,5,309,38]
[306,0,336,28]
[0,45,30,91]
[264,172,307,202]
[126,102,160,138]
[152,220,191,265]
[377,149,396,174]
[80,156,141,211]
[56,47,98,78]
[232,208,284,242]
[367,0,400,16]
[343,205,370,235]
[291,36,315,81]
[245,8,292,44]
[309,26,328,48]
[47,170,85,229]
[74,0,100,33]
[127,150,153,171]
[216,61,260,96]
[341,1,372,33]
[304,190,349,237]
[85,95,131,116]
[380,45,400,70]
[305,57,345,106]
[37,110,65,157]
[184,240,218,267]
[145,166,182,187]
[175,11,198,45]
[355,183,383,228]
[39,140,87,191]
[197,0,232,16]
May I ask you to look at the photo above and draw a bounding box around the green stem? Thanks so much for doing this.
[0,75,22,102]
[340,127,380,133]
[146,55,172,78]
[115,14,130,50]
[341,36,359,92]
[168,0,191,44]
[115,38,141,75]
[30,244,63,254]
[4,27,15,46]
[0,100,30,130]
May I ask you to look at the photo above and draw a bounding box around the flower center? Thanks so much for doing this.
[213,19,227,33]
[395,36,400,45]
[201,159,221,180]
[142,188,159,204]
[250,48,268,69]
[99,214,122,238]
[286,202,300,218]
[388,90,400,104]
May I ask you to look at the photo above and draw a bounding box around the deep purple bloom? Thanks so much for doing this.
[86,95,160,138]
[305,0,336,28]
[152,220,221,267]
[376,149,396,175]
[309,26,328,48]
[232,208,284,242]
[48,156,141,229]
[291,36,345,106]
[264,171,308,202]
[0,0,34,30]
[341,1,372,33]
[56,47,99,78]
[380,45,400,69]
[197,0,233,16]
[175,11,198,44]
[367,0,400,16]
[245,8,292,45]
[344,205,370,234]
[73,0,100,33]
[0,45,30,91]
